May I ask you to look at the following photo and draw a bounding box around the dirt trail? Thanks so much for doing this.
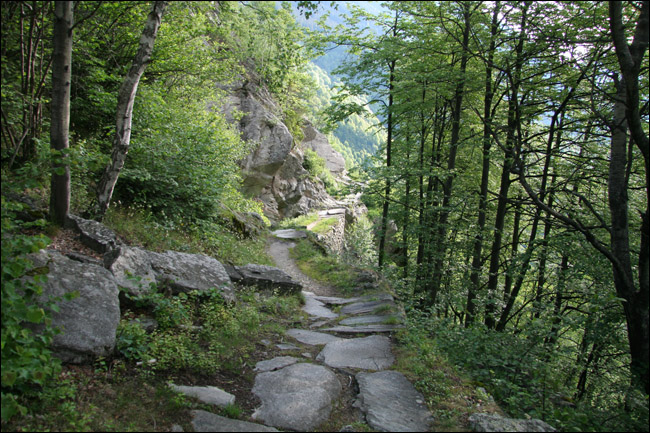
[267,237,339,297]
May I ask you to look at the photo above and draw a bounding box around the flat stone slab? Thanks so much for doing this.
[286,329,342,345]
[254,356,300,372]
[339,315,399,325]
[170,384,235,407]
[323,324,403,334]
[276,343,300,351]
[192,410,278,432]
[340,299,396,316]
[355,370,433,432]
[271,229,307,239]
[252,363,341,431]
[468,413,556,432]
[302,292,339,319]
[311,294,360,305]
[316,335,394,370]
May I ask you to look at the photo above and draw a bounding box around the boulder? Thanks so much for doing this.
[105,246,157,296]
[68,214,120,253]
[149,251,234,301]
[28,250,120,363]
[252,362,341,431]
[231,264,302,294]
[468,413,556,432]
[106,247,235,301]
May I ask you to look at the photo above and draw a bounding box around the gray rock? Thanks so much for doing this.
[252,362,341,431]
[302,119,346,176]
[68,214,120,253]
[468,413,556,432]
[149,251,234,301]
[170,384,235,407]
[316,335,394,370]
[130,316,158,334]
[339,315,400,325]
[271,229,307,239]
[341,299,396,316]
[323,324,403,334]
[191,410,278,432]
[302,292,339,319]
[170,424,184,432]
[105,246,158,296]
[355,370,433,432]
[232,264,302,295]
[312,294,360,305]
[286,329,342,345]
[254,356,300,372]
[28,250,120,363]
[276,343,300,351]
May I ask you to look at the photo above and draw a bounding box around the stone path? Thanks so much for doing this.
[171,232,433,431]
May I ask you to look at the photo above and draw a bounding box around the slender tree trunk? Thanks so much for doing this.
[466,2,499,326]
[485,3,528,329]
[94,1,167,220]
[429,3,471,306]
[49,1,73,226]
[378,58,396,269]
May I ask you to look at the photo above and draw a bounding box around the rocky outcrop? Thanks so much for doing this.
[220,79,340,221]
[302,119,346,176]
[28,250,120,363]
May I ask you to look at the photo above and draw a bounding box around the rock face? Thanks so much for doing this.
[252,362,341,431]
[316,335,395,370]
[220,79,339,221]
[28,250,120,363]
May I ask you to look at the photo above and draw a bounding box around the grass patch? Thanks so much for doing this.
[289,239,358,292]
[104,205,273,266]
[309,216,339,235]
[393,324,500,432]
[276,212,320,229]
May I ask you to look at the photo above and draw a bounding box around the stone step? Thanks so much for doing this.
[355,370,433,432]
[322,324,403,334]
[191,410,278,432]
[316,335,394,370]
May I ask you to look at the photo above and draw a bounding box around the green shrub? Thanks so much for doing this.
[1,196,59,421]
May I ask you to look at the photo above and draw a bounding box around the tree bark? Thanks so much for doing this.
[49,1,73,226]
[94,1,167,220]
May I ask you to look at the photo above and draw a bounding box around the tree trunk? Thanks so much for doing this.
[94,1,167,220]
[609,0,649,396]
[49,0,73,226]
[466,1,500,326]
[429,2,471,306]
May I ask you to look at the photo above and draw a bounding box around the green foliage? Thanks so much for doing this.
[116,288,301,376]
[1,193,57,421]
[116,320,150,362]
[302,148,339,193]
